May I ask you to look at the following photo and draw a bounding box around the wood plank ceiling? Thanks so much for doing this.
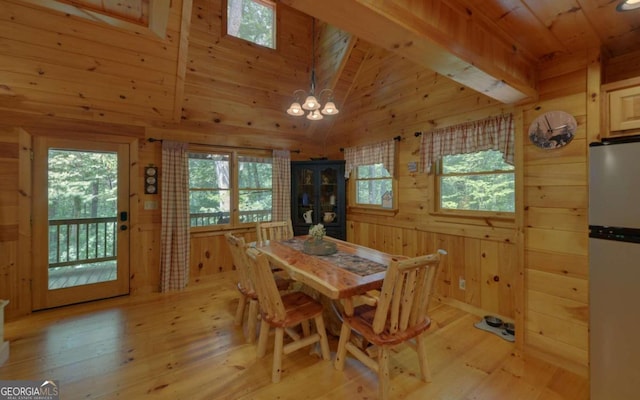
[283,0,640,105]
[62,0,638,105]
[5,0,640,152]
[33,0,640,106]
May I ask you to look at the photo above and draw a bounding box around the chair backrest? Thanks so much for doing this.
[224,233,254,294]
[372,250,446,335]
[256,220,294,245]
[245,247,287,322]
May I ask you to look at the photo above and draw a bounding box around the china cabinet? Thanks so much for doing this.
[291,160,345,240]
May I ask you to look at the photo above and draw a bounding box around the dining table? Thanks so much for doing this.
[252,235,401,335]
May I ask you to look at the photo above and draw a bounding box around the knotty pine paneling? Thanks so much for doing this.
[0,127,29,319]
[0,0,608,378]
[180,0,325,150]
[0,0,184,125]
[604,49,640,83]
[328,47,502,148]
[190,230,257,278]
[522,52,591,374]
[347,221,517,320]
[0,129,19,313]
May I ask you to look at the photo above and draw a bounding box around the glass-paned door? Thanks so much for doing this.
[319,167,339,226]
[32,137,130,310]
[295,167,316,226]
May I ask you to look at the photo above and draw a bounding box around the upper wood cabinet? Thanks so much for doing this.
[603,77,640,136]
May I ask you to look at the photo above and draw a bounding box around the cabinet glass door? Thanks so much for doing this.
[319,167,339,226]
[295,167,316,226]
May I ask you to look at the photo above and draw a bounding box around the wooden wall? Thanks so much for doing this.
[329,42,601,374]
[521,50,597,374]
[0,0,185,124]
[0,128,30,318]
[0,0,638,379]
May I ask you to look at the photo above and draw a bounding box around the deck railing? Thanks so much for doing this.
[48,217,118,269]
[49,210,272,267]
[190,210,272,227]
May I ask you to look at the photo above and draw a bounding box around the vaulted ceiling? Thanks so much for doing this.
[41,0,640,104]
[4,0,640,156]
[283,0,640,104]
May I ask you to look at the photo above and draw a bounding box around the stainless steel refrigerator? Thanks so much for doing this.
[589,136,640,400]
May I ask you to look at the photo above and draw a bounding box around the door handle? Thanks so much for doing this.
[120,225,128,231]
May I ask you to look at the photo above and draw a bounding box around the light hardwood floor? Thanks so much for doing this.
[0,271,588,399]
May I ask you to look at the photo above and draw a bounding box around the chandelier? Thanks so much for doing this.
[286,20,339,121]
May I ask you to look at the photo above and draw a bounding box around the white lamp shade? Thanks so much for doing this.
[287,102,304,116]
[617,0,640,10]
[307,110,323,120]
[302,95,320,110]
[321,101,339,115]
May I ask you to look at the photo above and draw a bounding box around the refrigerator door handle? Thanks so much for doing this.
[589,225,640,243]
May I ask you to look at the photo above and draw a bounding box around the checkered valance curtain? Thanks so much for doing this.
[344,139,396,178]
[160,140,190,292]
[419,113,514,173]
[272,150,291,222]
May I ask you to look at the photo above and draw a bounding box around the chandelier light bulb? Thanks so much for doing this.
[307,109,323,120]
[302,95,320,110]
[286,102,303,116]
[321,101,339,115]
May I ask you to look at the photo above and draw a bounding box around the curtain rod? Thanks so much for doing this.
[147,138,301,153]
[339,135,402,152]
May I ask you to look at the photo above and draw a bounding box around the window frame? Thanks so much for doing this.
[222,0,278,50]
[434,150,515,219]
[348,163,398,216]
[188,146,273,232]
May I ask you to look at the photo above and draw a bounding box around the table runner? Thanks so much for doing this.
[279,238,387,276]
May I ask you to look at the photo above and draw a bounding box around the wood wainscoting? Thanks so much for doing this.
[1,271,587,399]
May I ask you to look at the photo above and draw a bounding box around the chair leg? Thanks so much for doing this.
[314,315,331,361]
[378,346,391,400]
[301,320,311,337]
[416,333,432,382]
[272,327,284,383]
[234,294,247,326]
[246,299,258,343]
[257,319,270,358]
[334,322,352,371]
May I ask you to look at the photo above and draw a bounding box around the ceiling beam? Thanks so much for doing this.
[280,0,538,104]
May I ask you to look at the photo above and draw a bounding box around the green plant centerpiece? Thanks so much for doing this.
[303,223,337,255]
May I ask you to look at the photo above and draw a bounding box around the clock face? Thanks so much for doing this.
[528,111,577,149]
[145,167,157,176]
[146,176,156,184]
[146,185,157,194]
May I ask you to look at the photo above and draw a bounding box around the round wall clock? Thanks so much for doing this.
[528,111,577,149]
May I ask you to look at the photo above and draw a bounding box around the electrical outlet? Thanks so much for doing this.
[458,277,466,290]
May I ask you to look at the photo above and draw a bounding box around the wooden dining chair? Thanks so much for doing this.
[224,233,291,343]
[225,233,260,343]
[334,250,446,400]
[245,247,331,383]
[256,220,294,245]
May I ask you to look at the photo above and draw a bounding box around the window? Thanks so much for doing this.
[225,0,276,49]
[238,155,272,223]
[354,163,393,207]
[437,149,514,213]
[188,151,273,228]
